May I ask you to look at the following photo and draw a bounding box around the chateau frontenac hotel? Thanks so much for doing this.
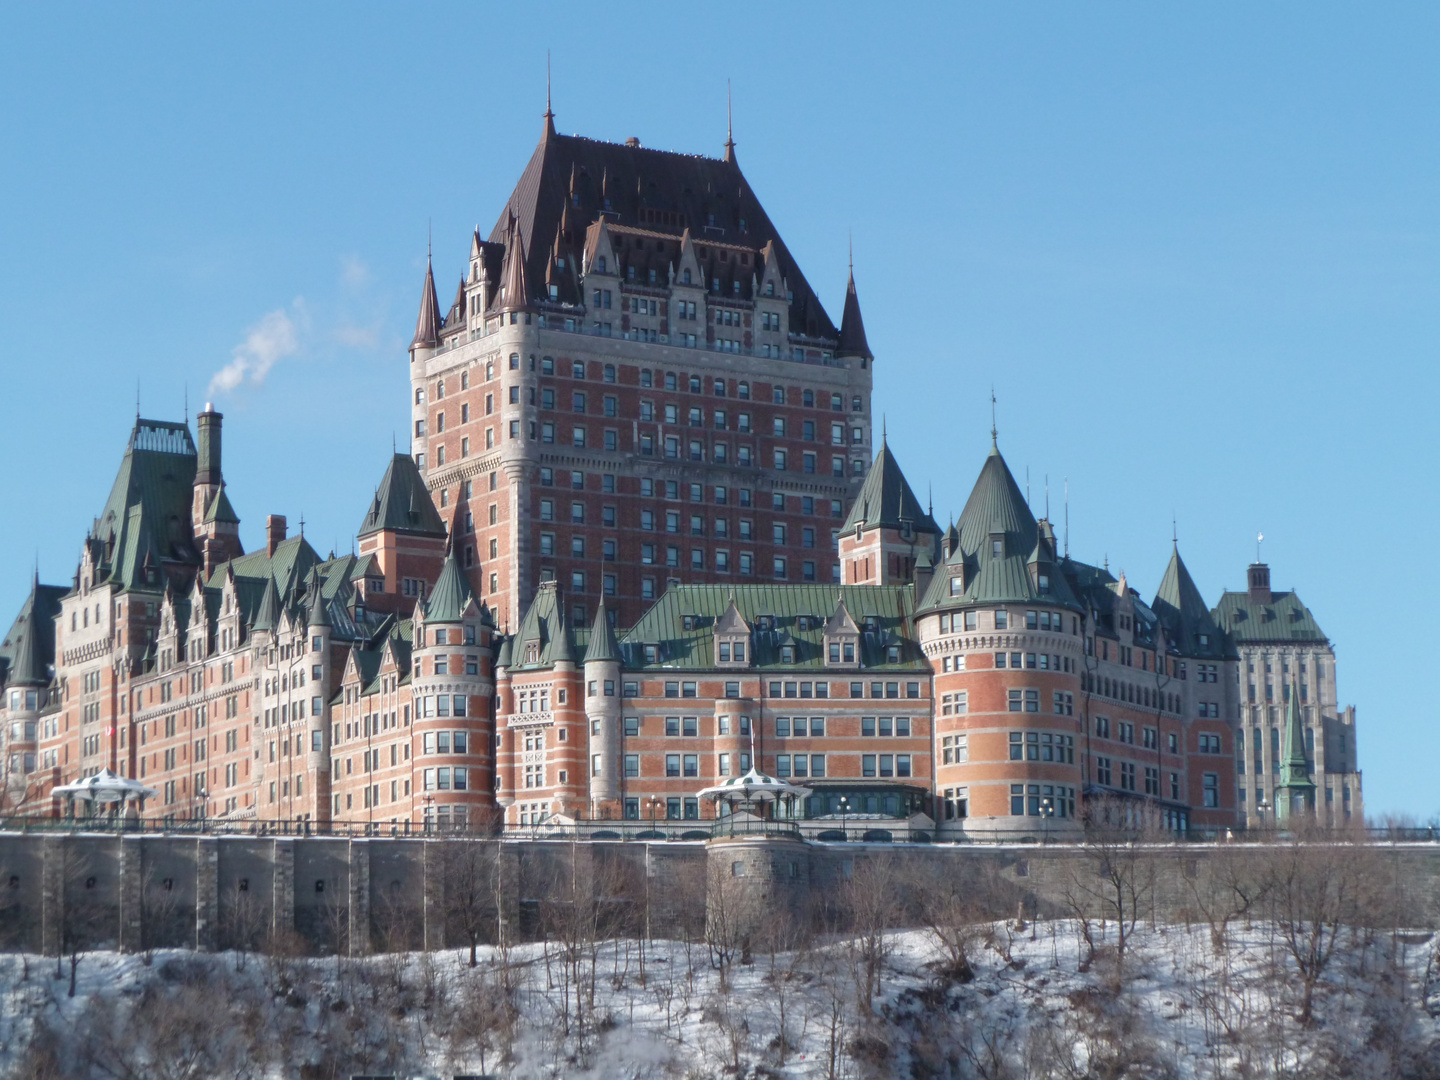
[0,111,1363,839]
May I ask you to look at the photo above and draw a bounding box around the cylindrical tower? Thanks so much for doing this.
[583,598,622,815]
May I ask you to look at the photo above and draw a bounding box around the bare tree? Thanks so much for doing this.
[440,838,498,967]
[839,853,907,1014]
[1264,828,1375,1025]
[1062,796,1161,988]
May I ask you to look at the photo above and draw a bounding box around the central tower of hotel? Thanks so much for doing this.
[402,106,876,632]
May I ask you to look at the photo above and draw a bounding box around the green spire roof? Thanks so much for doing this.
[424,549,477,623]
[1152,546,1231,659]
[840,438,939,535]
[306,573,332,629]
[1278,679,1315,791]
[93,418,203,591]
[203,484,240,525]
[544,611,577,665]
[358,454,447,538]
[584,597,621,663]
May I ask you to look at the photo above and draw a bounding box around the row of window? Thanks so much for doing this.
[1010,784,1078,818]
[994,652,1076,673]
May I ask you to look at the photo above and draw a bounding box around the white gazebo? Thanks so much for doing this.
[697,765,810,826]
[52,769,157,819]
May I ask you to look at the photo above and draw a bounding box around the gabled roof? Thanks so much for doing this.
[411,256,441,348]
[508,583,586,671]
[481,126,837,339]
[840,438,939,536]
[823,596,860,637]
[1212,587,1329,646]
[358,454,447,539]
[1152,546,1233,659]
[0,576,65,687]
[583,596,621,663]
[837,269,872,359]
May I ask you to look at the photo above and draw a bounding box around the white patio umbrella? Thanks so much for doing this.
[52,769,157,803]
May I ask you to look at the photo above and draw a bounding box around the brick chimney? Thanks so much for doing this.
[1247,562,1272,605]
[266,515,287,557]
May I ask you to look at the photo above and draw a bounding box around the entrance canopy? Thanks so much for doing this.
[698,766,809,807]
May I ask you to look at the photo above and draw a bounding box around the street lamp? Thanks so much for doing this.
[646,795,663,835]
[838,796,850,841]
[423,794,435,834]
[1040,797,1054,844]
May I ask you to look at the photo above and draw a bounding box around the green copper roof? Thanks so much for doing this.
[621,583,922,672]
[584,596,621,663]
[358,454,447,538]
[1152,546,1234,659]
[1212,588,1329,645]
[840,439,940,536]
[956,443,1036,556]
[508,583,585,671]
[424,550,478,623]
[203,485,240,525]
[251,576,281,632]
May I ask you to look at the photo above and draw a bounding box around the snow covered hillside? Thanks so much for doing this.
[3,918,1438,1079]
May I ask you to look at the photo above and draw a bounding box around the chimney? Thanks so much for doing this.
[195,403,222,487]
[266,515,287,557]
[1247,562,1271,605]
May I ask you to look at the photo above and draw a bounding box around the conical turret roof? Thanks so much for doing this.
[837,269,872,359]
[425,548,477,624]
[358,455,447,538]
[411,256,441,348]
[306,573,332,629]
[955,443,1037,557]
[204,484,239,525]
[584,597,621,663]
[1,574,62,688]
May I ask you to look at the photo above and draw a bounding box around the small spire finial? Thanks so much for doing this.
[928,482,933,516]
[546,49,553,118]
[990,386,998,445]
[427,220,432,262]
[848,231,853,275]
[298,512,305,538]
[136,379,141,421]
[881,413,887,441]
[1172,513,1178,547]
[1064,478,1069,558]
[183,384,188,425]
[1045,475,1050,519]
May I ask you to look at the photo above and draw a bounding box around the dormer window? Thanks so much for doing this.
[1198,634,1209,647]
[597,256,607,273]
[780,644,795,664]
[644,644,658,663]
[887,645,900,663]
[900,521,913,541]
[1038,574,1050,593]
[991,538,1003,558]
[949,576,963,596]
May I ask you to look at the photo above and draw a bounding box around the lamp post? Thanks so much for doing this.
[423,793,435,834]
[838,796,850,842]
[646,795,663,835]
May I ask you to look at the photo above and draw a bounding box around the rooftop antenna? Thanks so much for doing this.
[546,49,553,119]
[1172,513,1178,547]
[881,413,887,441]
[183,384,188,425]
[136,379,141,421]
[298,513,305,539]
[1064,478,1069,558]
[928,482,933,517]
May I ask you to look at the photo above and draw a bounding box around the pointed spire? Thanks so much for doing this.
[543,49,556,140]
[584,597,621,663]
[837,260,872,359]
[1278,676,1316,797]
[723,79,737,165]
[411,253,441,348]
[990,387,998,448]
[500,231,530,310]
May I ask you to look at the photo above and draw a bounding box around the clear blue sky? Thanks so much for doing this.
[1,5,1434,819]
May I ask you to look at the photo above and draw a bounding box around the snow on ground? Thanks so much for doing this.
[2,920,1438,1079]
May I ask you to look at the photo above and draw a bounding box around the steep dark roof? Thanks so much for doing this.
[358,455,447,538]
[92,419,203,591]
[411,257,441,348]
[840,439,939,535]
[251,576,281,632]
[1152,546,1233,659]
[482,126,838,339]
[0,577,65,688]
[837,270,872,359]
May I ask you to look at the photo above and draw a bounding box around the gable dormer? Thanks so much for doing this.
[823,596,861,668]
[583,219,619,280]
[713,596,751,667]
[673,228,704,291]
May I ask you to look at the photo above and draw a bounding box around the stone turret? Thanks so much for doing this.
[583,597,622,814]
